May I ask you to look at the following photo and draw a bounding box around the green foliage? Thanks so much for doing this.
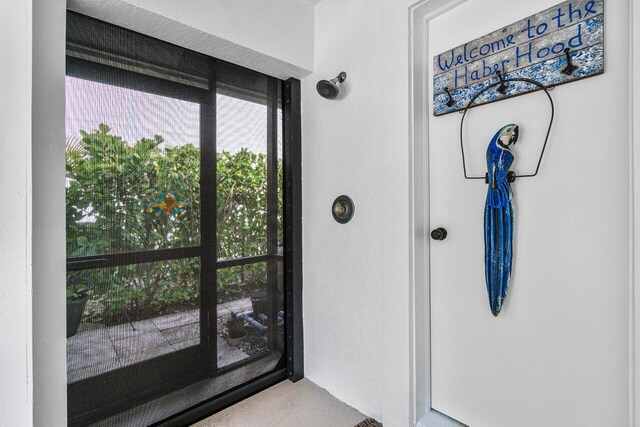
[66,283,88,300]
[216,148,282,294]
[66,124,200,257]
[66,125,282,325]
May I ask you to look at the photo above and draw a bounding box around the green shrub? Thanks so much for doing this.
[66,125,281,325]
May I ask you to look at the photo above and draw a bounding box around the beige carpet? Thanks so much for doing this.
[192,378,371,427]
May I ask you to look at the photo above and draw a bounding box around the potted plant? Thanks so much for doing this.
[67,284,89,338]
[227,312,246,346]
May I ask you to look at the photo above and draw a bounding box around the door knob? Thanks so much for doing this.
[431,227,447,240]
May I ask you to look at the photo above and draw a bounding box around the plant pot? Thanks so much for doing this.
[227,332,246,346]
[67,293,89,338]
[251,290,268,319]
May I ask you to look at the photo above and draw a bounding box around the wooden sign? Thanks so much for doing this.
[433,0,604,116]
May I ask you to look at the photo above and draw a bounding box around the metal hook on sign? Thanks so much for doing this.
[496,70,508,95]
[561,47,579,76]
[443,87,456,108]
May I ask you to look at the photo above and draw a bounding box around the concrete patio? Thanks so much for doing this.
[67,298,253,383]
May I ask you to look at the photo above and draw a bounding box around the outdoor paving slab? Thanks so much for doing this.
[161,322,199,345]
[107,319,158,342]
[67,330,116,364]
[68,358,123,384]
[217,336,249,367]
[119,342,174,365]
[68,341,117,366]
[113,329,171,357]
[68,300,253,383]
[172,338,200,351]
[216,306,231,318]
[68,328,111,348]
[222,298,252,313]
[67,330,120,383]
[151,311,197,331]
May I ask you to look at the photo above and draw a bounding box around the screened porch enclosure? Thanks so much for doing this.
[65,12,289,426]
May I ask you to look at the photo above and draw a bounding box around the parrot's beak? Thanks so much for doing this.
[510,125,519,145]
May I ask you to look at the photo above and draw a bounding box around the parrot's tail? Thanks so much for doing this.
[484,182,514,317]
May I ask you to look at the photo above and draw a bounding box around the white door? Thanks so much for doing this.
[427,1,629,426]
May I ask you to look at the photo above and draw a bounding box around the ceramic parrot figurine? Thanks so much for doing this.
[484,124,519,316]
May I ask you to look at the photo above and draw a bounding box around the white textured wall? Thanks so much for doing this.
[303,0,633,426]
[32,0,67,425]
[0,1,34,424]
[1,1,308,426]
[303,0,384,419]
[302,0,414,425]
[0,1,66,426]
[69,0,314,79]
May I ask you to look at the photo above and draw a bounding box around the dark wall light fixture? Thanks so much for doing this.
[316,72,347,99]
[332,195,354,224]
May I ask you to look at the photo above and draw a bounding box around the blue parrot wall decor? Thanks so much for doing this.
[484,124,519,317]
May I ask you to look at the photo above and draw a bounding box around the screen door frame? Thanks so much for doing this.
[65,13,303,425]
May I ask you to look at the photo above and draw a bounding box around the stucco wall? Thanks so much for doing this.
[0,1,35,424]
[302,1,415,425]
[303,1,633,426]
[0,2,314,426]
[0,0,67,426]
[2,1,635,426]
[68,0,314,79]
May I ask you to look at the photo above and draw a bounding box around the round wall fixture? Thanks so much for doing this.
[317,72,347,99]
[332,195,355,224]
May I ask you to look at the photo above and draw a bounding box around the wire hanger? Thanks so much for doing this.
[458,71,555,183]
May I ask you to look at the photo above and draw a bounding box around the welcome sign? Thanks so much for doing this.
[433,0,604,116]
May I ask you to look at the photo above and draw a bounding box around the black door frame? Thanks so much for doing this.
[283,78,304,382]
[66,47,303,425]
[66,56,215,425]
[154,76,303,427]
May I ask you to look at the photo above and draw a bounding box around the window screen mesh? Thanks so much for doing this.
[66,12,285,426]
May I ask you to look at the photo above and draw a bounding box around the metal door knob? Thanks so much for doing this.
[431,227,447,240]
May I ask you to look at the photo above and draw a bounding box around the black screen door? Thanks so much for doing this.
[65,12,296,426]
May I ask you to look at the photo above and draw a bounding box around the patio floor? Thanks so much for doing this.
[67,298,253,383]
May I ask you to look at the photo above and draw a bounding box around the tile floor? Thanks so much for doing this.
[192,378,369,427]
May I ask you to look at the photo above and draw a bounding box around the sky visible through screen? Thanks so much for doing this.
[66,76,280,155]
